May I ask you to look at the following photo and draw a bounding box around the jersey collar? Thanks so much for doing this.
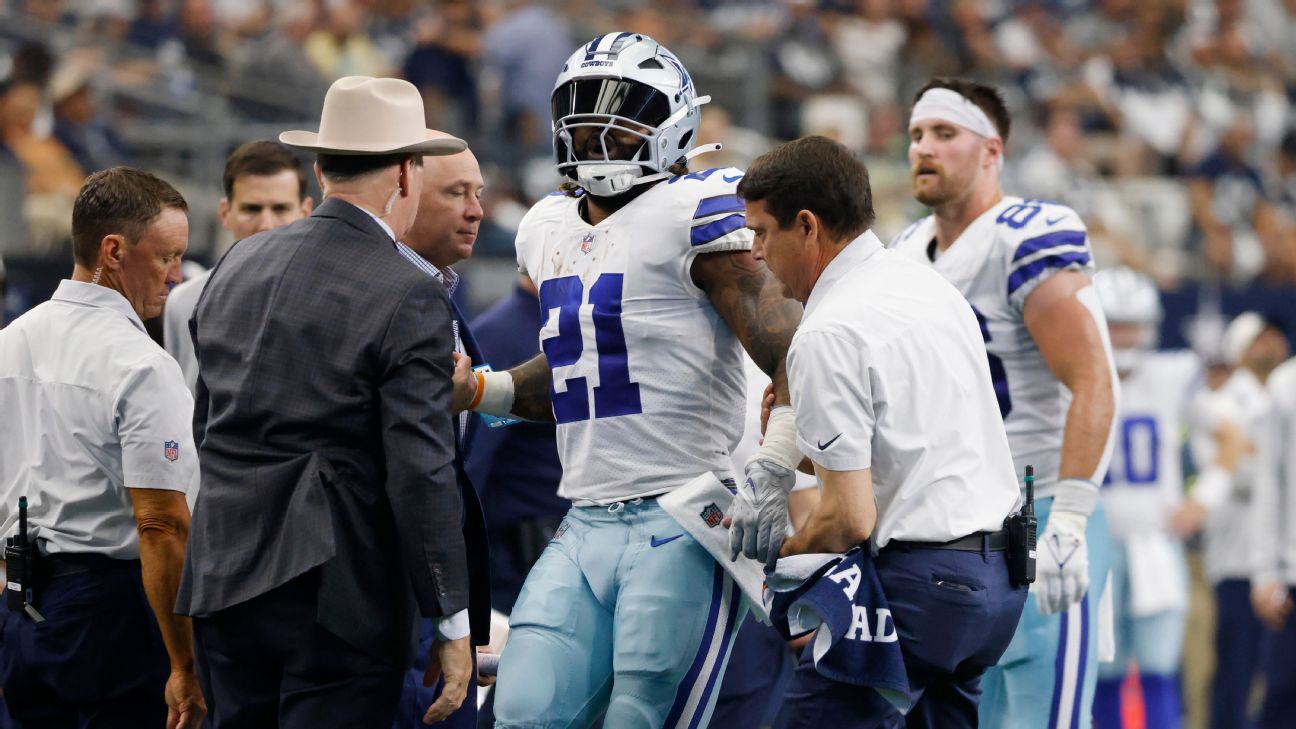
[804,230,884,317]
[51,279,147,334]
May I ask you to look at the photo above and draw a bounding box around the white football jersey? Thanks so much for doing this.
[890,196,1115,497]
[1100,351,1201,539]
[516,168,752,504]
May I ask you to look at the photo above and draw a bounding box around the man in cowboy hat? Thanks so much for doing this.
[176,76,479,727]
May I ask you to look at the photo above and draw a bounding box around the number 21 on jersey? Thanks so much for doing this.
[539,273,643,424]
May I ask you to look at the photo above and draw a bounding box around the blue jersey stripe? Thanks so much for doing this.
[1006,250,1091,296]
[693,194,744,220]
[1012,229,1086,263]
[664,564,725,727]
[690,214,746,247]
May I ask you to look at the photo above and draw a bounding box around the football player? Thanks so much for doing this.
[889,79,1118,729]
[1090,267,1240,729]
[1193,312,1287,728]
[463,33,803,728]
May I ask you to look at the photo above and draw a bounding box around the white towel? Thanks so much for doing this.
[1126,532,1188,617]
[658,473,773,623]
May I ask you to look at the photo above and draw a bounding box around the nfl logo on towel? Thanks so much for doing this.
[164,440,179,462]
[700,503,724,528]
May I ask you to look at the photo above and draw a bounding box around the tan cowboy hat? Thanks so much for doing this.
[280,76,466,156]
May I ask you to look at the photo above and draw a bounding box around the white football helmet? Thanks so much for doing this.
[1093,266,1161,373]
[551,33,715,197]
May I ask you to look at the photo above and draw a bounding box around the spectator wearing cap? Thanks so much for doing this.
[49,63,127,175]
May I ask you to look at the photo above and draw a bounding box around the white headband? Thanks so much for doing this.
[909,88,1001,141]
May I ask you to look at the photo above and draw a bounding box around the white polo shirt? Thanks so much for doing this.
[0,280,196,558]
[788,232,1020,551]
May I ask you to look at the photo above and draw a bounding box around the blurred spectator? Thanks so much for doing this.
[49,63,127,174]
[304,0,392,80]
[480,0,572,155]
[174,0,230,71]
[1186,0,1288,153]
[1188,115,1275,280]
[403,0,482,135]
[697,105,771,171]
[768,0,846,140]
[228,0,329,121]
[128,0,179,51]
[1259,129,1296,284]
[830,0,906,150]
[1085,25,1195,175]
[0,133,25,257]
[1015,103,1159,282]
[0,80,85,255]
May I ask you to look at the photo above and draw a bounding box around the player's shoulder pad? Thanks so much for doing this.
[888,216,934,251]
[995,199,1091,276]
[519,190,575,230]
[665,167,750,249]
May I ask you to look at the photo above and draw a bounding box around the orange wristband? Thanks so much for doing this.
[468,370,487,411]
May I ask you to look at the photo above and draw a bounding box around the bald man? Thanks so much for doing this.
[392,134,492,729]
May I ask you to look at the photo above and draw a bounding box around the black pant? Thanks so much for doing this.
[193,570,404,728]
[0,558,169,728]
[773,547,1028,729]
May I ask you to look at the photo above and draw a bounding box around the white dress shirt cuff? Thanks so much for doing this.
[435,609,471,641]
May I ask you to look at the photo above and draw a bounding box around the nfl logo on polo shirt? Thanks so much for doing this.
[164,440,179,462]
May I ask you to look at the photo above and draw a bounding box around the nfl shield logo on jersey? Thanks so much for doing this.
[580,232,596,255]
[163,440,179,462]
[700,503,724,528]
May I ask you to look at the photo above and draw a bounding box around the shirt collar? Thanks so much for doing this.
[51,279,147,334]
[394,240,460,295]
[803,230,884,317]
[355,203,397,243]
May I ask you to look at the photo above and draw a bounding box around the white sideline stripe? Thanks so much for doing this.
[671,575,736,729]
[1053,600,1084,729]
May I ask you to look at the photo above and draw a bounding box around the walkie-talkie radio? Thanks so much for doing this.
[6,497,45,621]
[1005,466,1038,587]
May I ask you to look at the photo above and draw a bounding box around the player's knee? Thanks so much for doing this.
[493,669,562,729]
[604,690,665,729]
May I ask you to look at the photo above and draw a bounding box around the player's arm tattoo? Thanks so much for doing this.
[507,353,556,422]
[691,250,800,405]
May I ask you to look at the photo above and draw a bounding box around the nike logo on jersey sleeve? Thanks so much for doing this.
[817,433,843,450]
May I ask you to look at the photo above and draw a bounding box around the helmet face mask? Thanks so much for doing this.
[551,33,708,197]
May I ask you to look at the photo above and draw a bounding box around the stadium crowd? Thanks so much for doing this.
[0,2,1295,729]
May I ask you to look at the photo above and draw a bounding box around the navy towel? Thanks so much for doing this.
[768,547,914,712]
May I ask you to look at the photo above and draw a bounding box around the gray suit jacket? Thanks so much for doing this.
[177,197,468,667]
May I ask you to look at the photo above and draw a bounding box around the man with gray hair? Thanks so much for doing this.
[177,77,479,727]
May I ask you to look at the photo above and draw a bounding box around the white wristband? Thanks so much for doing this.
[470,370,516,417]
[750,406,802,476]
[1052,477,1099,516]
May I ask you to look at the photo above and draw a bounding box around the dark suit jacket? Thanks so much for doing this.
[177,197,476,667]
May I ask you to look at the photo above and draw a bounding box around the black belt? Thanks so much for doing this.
[884,529,1010,553]
[39,550,139,578]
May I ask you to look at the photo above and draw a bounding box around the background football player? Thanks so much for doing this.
[463,33,804,728]
[1090,267,1245,729]
[889,77,1118,729]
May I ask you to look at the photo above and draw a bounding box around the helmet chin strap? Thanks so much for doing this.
[628,143,726,188]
